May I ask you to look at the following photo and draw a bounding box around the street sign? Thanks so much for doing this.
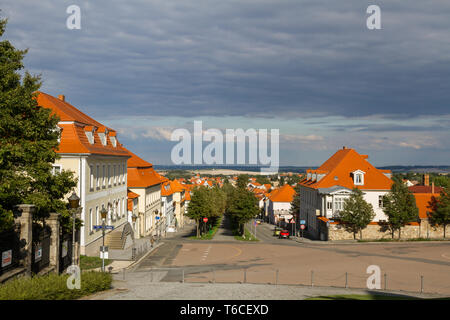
[300,225,305,230]
[93,225,114,230]
[203,217,208,223]
[290,219,295,224]
[156,216,160,220]
[300,220,306,225]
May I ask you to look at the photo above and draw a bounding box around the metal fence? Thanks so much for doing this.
[133,266,450,296]
[59,233,73,273]
[0,229,22,276]
[31,230,50,274]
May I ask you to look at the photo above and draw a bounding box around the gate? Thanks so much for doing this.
[31,229,51,274]
[59,233,73,273]
[0,229,21,276]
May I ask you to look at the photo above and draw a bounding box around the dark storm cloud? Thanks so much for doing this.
[2,0,450,120]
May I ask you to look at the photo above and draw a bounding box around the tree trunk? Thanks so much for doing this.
[444,225,446,239]
[360,230,362,240]
[398,228,401,240]
[196,220,200,237]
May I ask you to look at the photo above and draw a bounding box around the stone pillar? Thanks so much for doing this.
[47,213,60,273]
[13,204,35,277]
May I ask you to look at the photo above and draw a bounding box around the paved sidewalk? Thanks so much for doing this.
[212,215,237,242]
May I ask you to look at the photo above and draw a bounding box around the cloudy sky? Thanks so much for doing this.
[2,1,450,166]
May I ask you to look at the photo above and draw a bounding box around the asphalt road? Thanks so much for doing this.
[97,219,450,299]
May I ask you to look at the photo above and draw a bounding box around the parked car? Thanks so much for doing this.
[255,219,262,224]
[279,230,290,239]
[273,227,282,236]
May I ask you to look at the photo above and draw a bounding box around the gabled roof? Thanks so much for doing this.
[36,92,129,157]
[270,184,296,203]
[299,148,392,190]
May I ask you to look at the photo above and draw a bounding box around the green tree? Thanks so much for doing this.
[236,174,249,189]
[227,188,259,236]
[0,18,77,232]
[339,188,375,240]
[383,177,419,239]
[255,176,270,185]
[186,187,211,237]
[290,184,301,222]
[428,188,450,238]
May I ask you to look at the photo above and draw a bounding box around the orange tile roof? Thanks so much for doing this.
[300,148,392,190]
[36,92,129,158]
[127,190,140,199]
[270,184,296,202]
[409,185,444,194]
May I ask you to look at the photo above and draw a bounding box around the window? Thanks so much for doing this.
[108,165,111,186]
[122,165,126,183]
[90,165,94,190]
[52,165,62,175]
[89,208,93,233]
[355,174,363,184]
[113,165,117,185]
[379,195,384,208]
[334,197,345,211]
[327,201,332,210]
[95,206,99,230]
[353,170,365,186]
[96,165,100,189]
[102,165,106,188]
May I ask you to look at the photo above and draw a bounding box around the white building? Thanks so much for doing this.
[298,147,393,240]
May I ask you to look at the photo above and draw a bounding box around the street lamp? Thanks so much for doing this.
[68,192,80,266]
[100,206,108,272]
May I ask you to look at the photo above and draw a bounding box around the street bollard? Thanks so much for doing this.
[311,270,314,288]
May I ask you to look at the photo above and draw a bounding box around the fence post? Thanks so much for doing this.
[345,272,348,289]
[47,212,60,273]
[182,269,185,283]
[276,269,279,285]
[311,270,314,288]
[150,268,153,282]
[123,268,125,280]
[244,268,247,283]
[13,204,35,277]
[420,275,424,294]
[384,273,387,290]
[212,268,215,284]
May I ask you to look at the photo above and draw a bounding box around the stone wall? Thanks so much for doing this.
[324,219,447,241]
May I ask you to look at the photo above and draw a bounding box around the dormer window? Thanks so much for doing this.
[84,126,95,144]
[110,136,117,147]
[352,170,365,186]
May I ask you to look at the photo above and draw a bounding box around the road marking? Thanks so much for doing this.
[442,253,450,260]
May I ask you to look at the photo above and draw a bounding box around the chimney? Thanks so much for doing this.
[58,95,65,102]
[343,146,346,149]
[432,181,435,194]
[423,174,429,186]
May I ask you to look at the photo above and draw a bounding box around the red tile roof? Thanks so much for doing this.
[270,184,296,202]
[36,92,129,158]
[299,148,392,190]
[408,185,444,194]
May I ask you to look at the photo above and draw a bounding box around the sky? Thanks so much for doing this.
[2,1,450,167]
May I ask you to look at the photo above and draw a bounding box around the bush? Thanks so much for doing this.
[0,271,112,300]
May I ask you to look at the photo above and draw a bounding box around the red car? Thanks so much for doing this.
[279,230,290,239]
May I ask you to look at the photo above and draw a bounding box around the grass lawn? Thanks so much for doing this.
[234,227,259,241]
[189,215,223,240]
[0,272,112,300]
[80,255,112,270]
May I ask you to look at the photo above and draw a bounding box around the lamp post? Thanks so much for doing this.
[68,192,80,266]
[100,207,108,272]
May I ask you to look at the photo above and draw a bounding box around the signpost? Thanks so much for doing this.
[93,224,114,271]
[300,224,305,239]
[290,218,295,238]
